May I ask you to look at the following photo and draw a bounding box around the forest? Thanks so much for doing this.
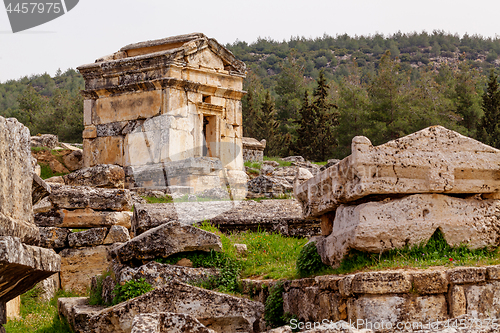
[1,31,500,159]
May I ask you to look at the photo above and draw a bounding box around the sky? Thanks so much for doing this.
[1,0,500,82]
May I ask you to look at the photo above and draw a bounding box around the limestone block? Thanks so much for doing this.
[464,281,500,318]
[83,136,123,167]
[39,227,70,249]
[63,164,125,189]
[283,287,343,323]
[93,90,162,125]
[447,267,487,284]
[49,185,132,211]
[315,275,342,291]
[317,194,500,266]
[35,273,59,303]
[0,117,39,245]
[83,100,94,126]
[58,297,104,333]
[112,221,222,264]
[88,280,264,333]
[295,126,500,218]
[82,126,97,139]
[449,285,466,318]
[410,270,448,294]
[225,99,236,125]
[62,150,83,171]
[164,88,188,116]
[131,313,215,333]
[30,134,58,149]
[68,228,108,248]
[33,197,53,214]
[187,91,203,104]
[32,173,51,206]
[96,121,128,137]
[60,245,112,293]
[339,275,354,297]
[351,271,412,294]
[117,261,218,287]
[103,225,130,244]
[0,236,60,302]
[487,265,500,280]
[347,294,448,328]
[6,296,20,320]
[36,209,132,229]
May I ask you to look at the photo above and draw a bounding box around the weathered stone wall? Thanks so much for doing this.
[243,137,265,162]
[243,267,500,330]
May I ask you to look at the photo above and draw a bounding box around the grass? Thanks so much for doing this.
[330,229,499,275]
[141,195,173,204]
[263,156,292,167]
[246,192,295,202]
[31,147,50,153]
[244,161,262,169]
[198,223,307,280]
[4,288,80,333]
[39,163,69,180]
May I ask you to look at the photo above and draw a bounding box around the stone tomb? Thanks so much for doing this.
[77,33,248,196]
[294,126,500,266]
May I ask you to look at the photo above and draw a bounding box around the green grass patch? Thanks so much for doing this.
[263,156,292,167]
[244,161,262,169]
[4,288,80,333]
[31,147,50,152]
[311,161,327,165]
[39,163,68,180]
[141,195,173,204]
[112,278,154,305]
[332,229,499,275]
[246,192,294,202]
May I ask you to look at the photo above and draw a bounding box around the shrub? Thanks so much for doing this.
[264,281,285,328]
[112,278,154,305]
[296,241,329,277]
[89,270,112,306]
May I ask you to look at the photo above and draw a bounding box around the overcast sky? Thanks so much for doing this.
[1,0,500,82]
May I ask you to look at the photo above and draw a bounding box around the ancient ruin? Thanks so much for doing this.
[77,33,247,196]
[295,126,500,266]
[0,116,60,332]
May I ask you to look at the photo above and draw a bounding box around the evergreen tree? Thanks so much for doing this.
[477,70,500,148]
[254,91,281,156]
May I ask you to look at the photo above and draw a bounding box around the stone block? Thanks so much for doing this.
[103,225,130,244]
[0,236,60,302]
[449,284,466,318]
[93,90,162,125]
[487,265,500,280]
[63,164,125,189]
[32,173,51,206]
[351,271,412,294]
[164,88,188,116]
[6,296,20,320]
[410,270,448,294]
[83,136,124,167]
[35,273,60,303]
[60,245,112,293]
[62,150,83,172]
[0,117,39,245]
[68,228,108,248]
[317,194,500,266]
[339,275,354,297]
[131,313,214,333]
[283,287,343,323]
[49,185,132,211]
[315,275,342,291]
[448,267,487,284]
[82,126,97,139]
[117,261,218,288]
[96,121,128,137]
[88,280,264,333]
[39,227,70,249]
[112,221,222,264]
[58,297,104,333]
[347,294,448,328]
[83,100,94,126]
[36,209,132,229]
[30,134,58,149]
[464,281,500,318]
[295,126,500,218]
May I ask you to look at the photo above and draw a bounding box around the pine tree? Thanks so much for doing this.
[477,70,500,148]
[254,91,281,156]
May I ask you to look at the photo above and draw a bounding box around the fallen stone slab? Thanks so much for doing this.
[295,126,500,218]
[87,280,264,333]
[60,245,112,293]
[35,208,132,229]
[131,313,216,333]
[62,149,83,172]
[116,261,218,287]
[49,185,132,211]
[68,228,108,248]
[247,175,293,198]
[0,236,60,302]
[63,164,125,189]
[39,227,70,249]
[58,297,104,333]
[317,194,500,266]
[31,134,58,149]
[112,221,222,264]
[32,174,51,206]
[132,200,321,237]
